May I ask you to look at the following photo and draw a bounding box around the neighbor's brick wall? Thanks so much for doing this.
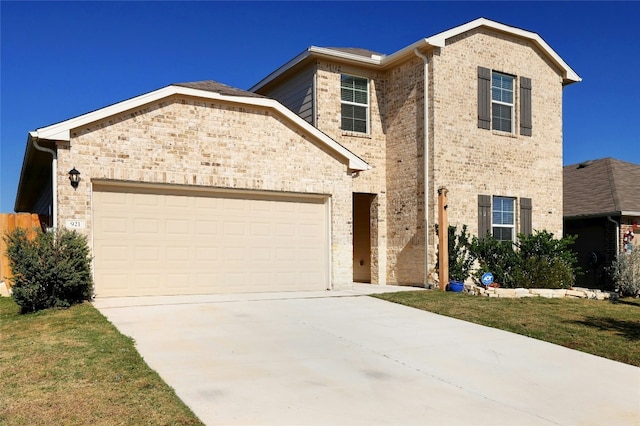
[55,95,355,288]
[430,28,565,241]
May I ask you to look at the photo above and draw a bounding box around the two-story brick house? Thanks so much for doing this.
[12,18,579,297]
[252,17,581,286]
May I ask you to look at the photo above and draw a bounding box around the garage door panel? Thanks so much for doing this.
[166,219,189,235]
[94,188,328,297]
[194,219,219,235]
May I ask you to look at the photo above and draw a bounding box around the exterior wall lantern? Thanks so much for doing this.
[68,167,81,189]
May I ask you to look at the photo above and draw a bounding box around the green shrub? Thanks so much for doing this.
[470,230,579,289]
[470,234,519,287]
[4,227,94,313]
[435,225,475,282]
[512,231,579,289]
[513,257,575,289]
[611,246,640,297]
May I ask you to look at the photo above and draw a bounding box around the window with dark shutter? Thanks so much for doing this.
[477,67,491,129]
[520,197,532,236]
[520,77,532,136]
[478,195,492,238]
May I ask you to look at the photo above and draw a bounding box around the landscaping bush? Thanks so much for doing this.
[470,230,580,289]
[611,245,640,297]
[435,224,474,282]
[470,234,519,287]
[512,231,579,289]
[4,227,94,313]
[513,257,575,289]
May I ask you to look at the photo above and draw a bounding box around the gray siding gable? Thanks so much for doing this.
[262,64,315,125]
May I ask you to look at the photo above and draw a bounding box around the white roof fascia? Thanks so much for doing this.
[380,38,441,67]
[425,18,581,83]
[250,46,383,92]
[32,86,180,141]
[307,46,382,66]
[31,85,370,171]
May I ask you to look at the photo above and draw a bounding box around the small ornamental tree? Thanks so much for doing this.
[4,227,94,313]
[611,245,640,297]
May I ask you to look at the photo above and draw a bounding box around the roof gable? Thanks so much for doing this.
[564,158,640,218]
[251,17,581,92]
[15,81,370,211]
[26,81,369,171]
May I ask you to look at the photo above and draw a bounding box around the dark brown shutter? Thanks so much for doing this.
[478,67,491,129]
[520,77,532,136]
[520,197,532,236]
[478,195,492,238]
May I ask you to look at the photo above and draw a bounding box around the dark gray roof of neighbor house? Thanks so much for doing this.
[323,47,386,58]
[564,157,640,218]
[173,80,266,98]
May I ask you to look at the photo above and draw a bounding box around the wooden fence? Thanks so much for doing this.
[0,213,42,284]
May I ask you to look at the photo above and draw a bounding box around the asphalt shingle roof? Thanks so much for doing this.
[564,158,640,217]
[173,80,265,98]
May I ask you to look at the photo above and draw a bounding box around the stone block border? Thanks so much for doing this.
[465,284,617,300]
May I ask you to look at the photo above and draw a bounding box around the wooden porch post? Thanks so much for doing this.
[437,187,448,291]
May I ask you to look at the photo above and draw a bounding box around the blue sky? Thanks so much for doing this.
[1,1,639,212]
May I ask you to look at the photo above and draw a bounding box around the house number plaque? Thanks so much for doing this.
[65,219,86,229]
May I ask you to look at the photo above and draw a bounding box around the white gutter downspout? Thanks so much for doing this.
[31,138,57,230]
[414,48,430,288]
[607,216,620,255]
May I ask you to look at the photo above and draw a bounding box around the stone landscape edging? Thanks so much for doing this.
[465,284,617,300]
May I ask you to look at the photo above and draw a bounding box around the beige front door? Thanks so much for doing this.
[93,185,329,297]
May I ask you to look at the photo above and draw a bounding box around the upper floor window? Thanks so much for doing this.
[491,72,514,132]
[340,75,369,133]
[478,67,532,136]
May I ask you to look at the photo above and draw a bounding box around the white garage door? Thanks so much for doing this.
[93,185,329,297]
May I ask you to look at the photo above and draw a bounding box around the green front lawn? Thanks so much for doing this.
[0,297,203,426]
[374,291,640,367]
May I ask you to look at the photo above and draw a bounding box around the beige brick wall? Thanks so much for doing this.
[55,95,355,288]
[430,28,564,239]
[315,61,389,284]
[384,56,429,285]
[311,28,567,286]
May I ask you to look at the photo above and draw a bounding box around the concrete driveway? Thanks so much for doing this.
[94,286,640,426]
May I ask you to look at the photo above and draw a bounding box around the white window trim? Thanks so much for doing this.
[492,196,516,242]
[491,72,515,134]
[340,74,369,134]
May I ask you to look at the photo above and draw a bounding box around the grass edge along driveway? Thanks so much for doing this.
[0,296,203,426]
[374,290,640,367]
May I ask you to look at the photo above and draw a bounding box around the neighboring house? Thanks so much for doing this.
[14,18,580,297]
[564,158,640,288]
[252,18,579,285]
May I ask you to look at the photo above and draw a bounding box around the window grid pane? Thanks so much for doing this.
[341,104,367,133]
[341,74,369,133]
[491,72,514,132]
[492,197,515,241]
